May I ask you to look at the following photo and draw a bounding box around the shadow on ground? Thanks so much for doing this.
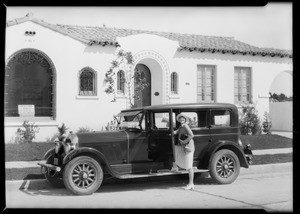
[19,172,217,196]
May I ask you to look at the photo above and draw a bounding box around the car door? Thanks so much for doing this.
[148,110,175,162]
[173,110,212,163]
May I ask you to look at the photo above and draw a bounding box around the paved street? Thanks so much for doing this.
[5,163,293,211]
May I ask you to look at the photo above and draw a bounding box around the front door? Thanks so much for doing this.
[133,64,151,108]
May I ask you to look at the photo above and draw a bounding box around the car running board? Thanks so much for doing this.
[118,167,209,179]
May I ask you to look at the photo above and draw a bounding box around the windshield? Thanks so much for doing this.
[117,112,145,130]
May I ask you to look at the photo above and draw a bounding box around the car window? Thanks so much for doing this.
[119,112,145,130]
[152,112,175,129]
[210,110,231,127]
[179,111,207,128]
[180,112,198,128]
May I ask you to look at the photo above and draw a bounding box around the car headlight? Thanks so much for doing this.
[63,132,79,154]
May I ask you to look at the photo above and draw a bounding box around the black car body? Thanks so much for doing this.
[39,103,253,195]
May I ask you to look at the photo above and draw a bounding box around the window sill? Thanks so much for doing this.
[5,117,58,127]
[76,95,99,100]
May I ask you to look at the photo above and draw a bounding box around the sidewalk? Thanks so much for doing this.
[5,148,293,169]
[272,131,293,139]
[6,162,293,191]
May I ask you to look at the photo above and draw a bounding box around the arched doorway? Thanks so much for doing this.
[270,71,292,97]
[133,64,151,108]
[5,49,55,118]
[269,70,293,131]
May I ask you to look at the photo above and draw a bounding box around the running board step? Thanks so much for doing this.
[118,168,209,179]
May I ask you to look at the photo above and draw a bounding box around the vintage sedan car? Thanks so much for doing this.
[38,103,253,195]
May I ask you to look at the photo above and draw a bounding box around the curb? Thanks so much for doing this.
[240,162,292,175]
[6,162,292,190]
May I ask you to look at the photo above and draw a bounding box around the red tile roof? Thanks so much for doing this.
[7,13,292,58]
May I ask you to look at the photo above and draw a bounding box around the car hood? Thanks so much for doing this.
[77,130,128,146]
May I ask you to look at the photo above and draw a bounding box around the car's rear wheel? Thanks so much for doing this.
[45,157,65,188]
[209,149,240,184]
[63,156,103,195]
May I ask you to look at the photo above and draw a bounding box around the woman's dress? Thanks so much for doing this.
[174,124,195,170]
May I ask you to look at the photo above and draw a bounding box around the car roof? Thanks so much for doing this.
[120,103,237,112]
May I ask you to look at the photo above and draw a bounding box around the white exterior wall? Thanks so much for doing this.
[5,22,126,142]
[5,21,292,143]
[270,102,293,131]
[172,51,292,118]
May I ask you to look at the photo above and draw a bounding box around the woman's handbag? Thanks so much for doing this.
[179,134,192,152]
[184,143,192,152]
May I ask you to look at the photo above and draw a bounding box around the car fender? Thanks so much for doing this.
[43,147,56,160]
[199,141,249,169]
[62,147,122,178]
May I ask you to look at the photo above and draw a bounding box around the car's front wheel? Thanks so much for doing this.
[209,149,240,184]
[63,156,103,195]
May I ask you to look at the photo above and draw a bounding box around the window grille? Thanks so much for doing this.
[197,65,215,102]
[117,70,125,94]
[5,49,55,118]
[234,67,252,104]
[171,72,178,94]
[79,68,97,96]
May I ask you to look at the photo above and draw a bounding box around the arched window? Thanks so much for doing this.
[5,49,55,118]
[171,72,178,94]
[117,70,125,94]
[79,67,97,96]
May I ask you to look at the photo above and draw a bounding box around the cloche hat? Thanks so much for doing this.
[176,113,189,122]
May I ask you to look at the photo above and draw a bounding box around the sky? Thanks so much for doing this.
[5,4,293,96]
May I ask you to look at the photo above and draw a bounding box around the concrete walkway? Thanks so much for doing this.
[253,148,292,155]
[5,148,292,169]
[272,131,293,139]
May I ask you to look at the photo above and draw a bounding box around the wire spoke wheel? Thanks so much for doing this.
[71,163,96,189]
[210,149,240,184]
[216,156,235,178]
[63,156,103,195]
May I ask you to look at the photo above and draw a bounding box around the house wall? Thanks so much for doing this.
[270,102,293,131]
[5,21,125,142]
[5,21,293,143]
[172,51,292,118]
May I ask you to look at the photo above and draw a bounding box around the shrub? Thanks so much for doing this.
[262,111,272,134]
[105,120,118,131]
[58,123,68,137]
[16,120,40,144]
[77,127,94,133]
[238,102,262,135]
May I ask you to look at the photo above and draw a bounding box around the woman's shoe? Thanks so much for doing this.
[184,184,195,190]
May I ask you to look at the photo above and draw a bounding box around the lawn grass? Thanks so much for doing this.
[252,153,293,165]
[5,134,292,162]
[5,142,54,161]
[240,134,293,150]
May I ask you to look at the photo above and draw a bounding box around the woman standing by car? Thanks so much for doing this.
[172,113,195,190]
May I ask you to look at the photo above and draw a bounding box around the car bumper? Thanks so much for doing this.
[37,161,61,173]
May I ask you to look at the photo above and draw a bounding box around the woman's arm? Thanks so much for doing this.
[182,124,194,144]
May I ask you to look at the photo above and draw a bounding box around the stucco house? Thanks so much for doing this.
[5,13,293,143]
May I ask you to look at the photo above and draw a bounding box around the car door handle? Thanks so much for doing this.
[167,133,172,136]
